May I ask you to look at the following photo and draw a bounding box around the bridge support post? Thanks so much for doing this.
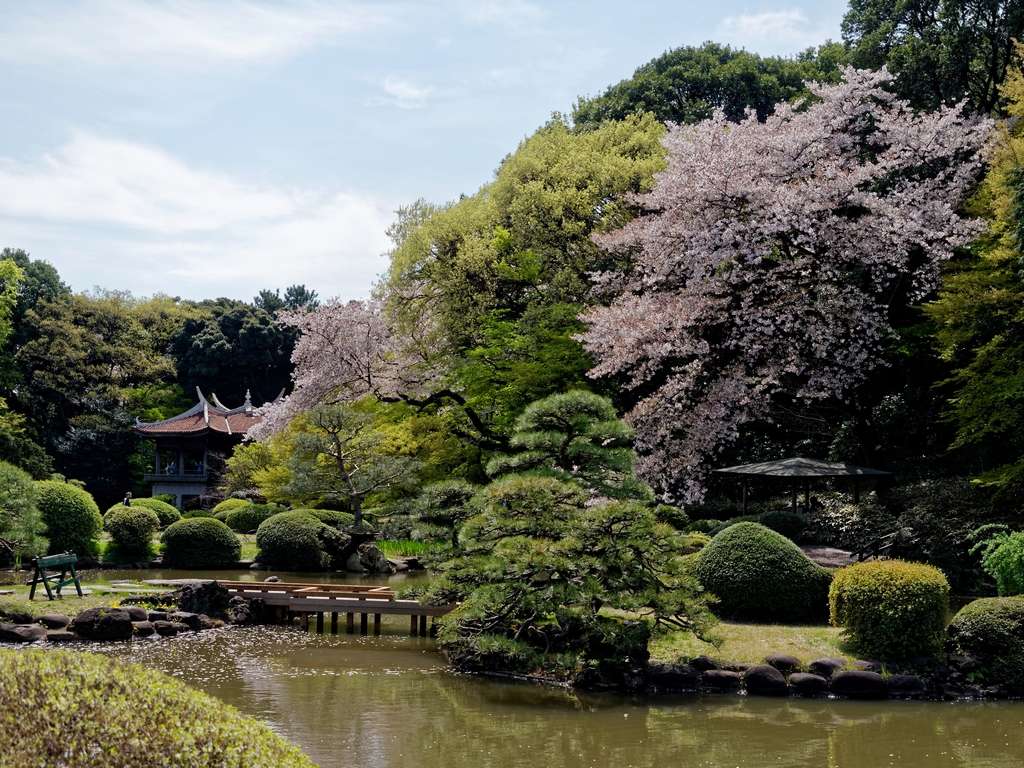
[409,615,417,636]
[316,612,324,634]
[302,613,310,631]
[373,613,381,635]
[330,612,338,634]
[360,613,368,635]
[346,612,355,634]
[419,615,427,637]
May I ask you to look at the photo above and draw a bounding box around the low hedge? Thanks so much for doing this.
[223,503,283,533]
[708,511,808,540]
[829,560,950,659]
[290,508,356,529]
[129,497,181,527]
[695,522,831,623]
[255,512,351,570]
[104,506,160,558]
[0,649,315,767]
[160,518,241,568]
[34,480,103,557]
[947,596,1024,693]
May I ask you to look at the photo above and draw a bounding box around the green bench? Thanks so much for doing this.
[28,552,84,601]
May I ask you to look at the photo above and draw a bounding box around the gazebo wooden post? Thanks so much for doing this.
[791,486,797,512]
[741,481,748,514]
[803,481,811,514]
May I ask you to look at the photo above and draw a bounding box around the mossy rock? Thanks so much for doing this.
[696,522,831,623]
[0,649,315,767]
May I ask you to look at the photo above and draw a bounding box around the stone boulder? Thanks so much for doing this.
[345,542,396,575]
[225,596,257,625]
[701,670,742,691]
[132,621,155,637]
[808,658,845,678]
[743,664,789,697]
[45,629,78,642]
[645,662,700,692]
[788,672,829,697]
[147,611,168,622]
[38,613,71,629]
[153,620,178,637]
[853,659,883,673]
[0,623,48,643]
[690,655,719,672]
[168,611,218,631]
[175,581,231,618]
[122,606,148,622]
[765,654,801,674]
[71,608,133,641]
[831,670,888,699]
[887,674,926,698]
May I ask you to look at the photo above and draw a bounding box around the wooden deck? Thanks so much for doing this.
[217,580,452,637]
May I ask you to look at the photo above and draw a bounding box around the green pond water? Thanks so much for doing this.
[10,569,1024,767]
[77,625,1022,768]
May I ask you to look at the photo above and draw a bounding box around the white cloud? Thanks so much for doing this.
[0,134,394,299]
[459,0,546,30]
[377,76,435,109]
[0,0,388,67]
[718,9,831,54]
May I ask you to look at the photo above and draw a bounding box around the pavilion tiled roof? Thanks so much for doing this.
[134,388,263,437]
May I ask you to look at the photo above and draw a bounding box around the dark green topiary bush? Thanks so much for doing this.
[0,649,315,767]
[104,506,160,558]
[829,560,950,659]
[290,508,356,529]
[685,518,724,534]
[947,596,1024,693]
[223,503,283,533]
[255,511,351,570]
[211,498,249,517]
[707,515,760,536]
[161,518,241,568]
[33,480,103,557]
[696,522,832,623]
[129,497,181,527]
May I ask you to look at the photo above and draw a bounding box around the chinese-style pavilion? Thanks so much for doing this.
[134,387,262,509]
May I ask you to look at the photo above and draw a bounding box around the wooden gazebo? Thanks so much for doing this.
[712,457,891,514]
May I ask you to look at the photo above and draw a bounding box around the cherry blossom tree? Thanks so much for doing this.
[579,67,992,502]
[252,298,502,446]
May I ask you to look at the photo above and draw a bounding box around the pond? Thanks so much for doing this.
[78,624,1023,768]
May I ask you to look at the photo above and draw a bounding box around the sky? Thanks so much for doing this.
[0,0,847,301]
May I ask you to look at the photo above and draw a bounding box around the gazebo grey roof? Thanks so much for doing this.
[712,457,891,479]
[712,457,891,511]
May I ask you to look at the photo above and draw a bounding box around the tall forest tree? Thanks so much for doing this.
[843,0,1024,113]
[573,41,846,128]
[580,68,992,502]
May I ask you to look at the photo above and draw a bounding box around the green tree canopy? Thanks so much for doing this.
[572,41,846,128]
[842,0,1024,113]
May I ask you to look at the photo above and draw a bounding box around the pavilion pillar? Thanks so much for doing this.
[803,482,810,514]
[741,481,748,514]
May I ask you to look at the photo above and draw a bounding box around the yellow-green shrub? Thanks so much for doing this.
[830,560,950,659]
[0,649,314,767]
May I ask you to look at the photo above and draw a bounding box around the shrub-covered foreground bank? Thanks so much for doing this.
[0,649,315,768]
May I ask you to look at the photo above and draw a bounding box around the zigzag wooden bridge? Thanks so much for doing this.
[217,581,452,637]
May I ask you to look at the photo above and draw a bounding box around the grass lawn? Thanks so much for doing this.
[651,621,847,665]
[0,590,137,619]
[239,534,257,561]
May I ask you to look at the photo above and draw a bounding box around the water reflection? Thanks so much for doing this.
[87,627,1023,768]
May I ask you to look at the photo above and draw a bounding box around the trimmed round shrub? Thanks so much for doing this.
[829,560,950,659]
[211,498,249,517]
[161,518,241,568]
[256,511,351,570]
[130,497,181,527]
[974,529,1024,596]
[947,596,1024,693]
[104,506,160,558]
[696,522,832,623]
[0,462,46,562]
[708,515,759,536]
[290,508,355,529]
[0,649,314,767]
[33,480,103,557]
[223,503,283,533]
